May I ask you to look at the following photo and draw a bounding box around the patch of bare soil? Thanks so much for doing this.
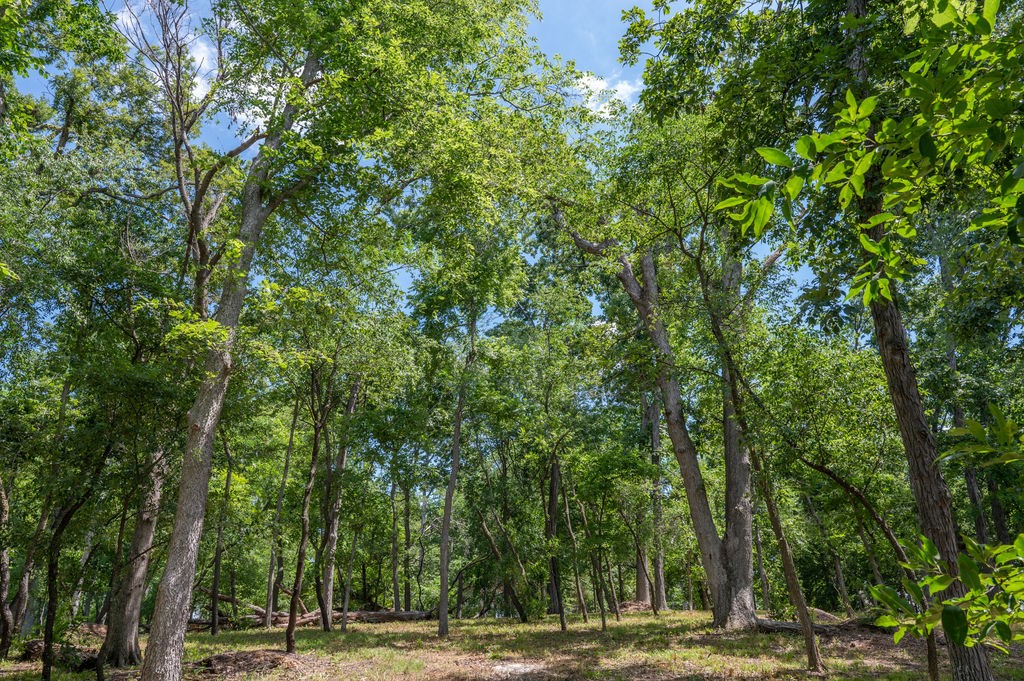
[190,649,314,677]
[492,661,552,679]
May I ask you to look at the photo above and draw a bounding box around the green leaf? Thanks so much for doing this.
[983,0,1000,28]
[859,233,880,254]
[795,135,815,160]
[714,196,747,211]
[875,615,900,627]
[784,175,805,200]
[857,96,878,118]
[995,621,1012,643]
[941,605,968,645]
[958,554,982,592]
[871,584,915,615]
[756,147,793,167]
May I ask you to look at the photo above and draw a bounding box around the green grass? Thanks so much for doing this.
[2,611,1022,679]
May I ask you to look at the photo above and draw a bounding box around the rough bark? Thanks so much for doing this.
[319,381,359,631]
[869,283,993,681]
[99,451,168,668]
[211,445,232,636]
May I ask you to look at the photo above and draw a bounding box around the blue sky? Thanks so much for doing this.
[531,0,644,98]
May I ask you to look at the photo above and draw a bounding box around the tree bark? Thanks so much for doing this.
[99,451,168,668]
[140,53,320,681]
[320,381,359,631]
[869,283,993,681]
[265,398,298,628]
[438,314,476,637]
[645,396,669,612]
[390,479,401,612]
[340,528,359,633]
[568,233,755,630]
[752,449,823,671]
[546,458,567,631]
[0,475,13,660]
[211,444,232,636]
[286,389,324,653]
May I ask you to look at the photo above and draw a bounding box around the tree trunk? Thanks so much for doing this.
[43,496,92,681]
[438,315,476,637]
[340,528,359,633]
[546,458,566,631]
[286,412,323,653]
[99,451,168,668]
[265,398,298,628]
[438,381,466,637]
[753,514,771,612]
[604,555,620,622]
[567,236,756,630]
[635,549,651,606]
[753,449,823,672]
[211,447,233,636]
[559,475,587,622]
[320,382,359,630]
[391,480,401,612]
[869,284,993,681]
[140,53,320,681]
[403,485,412,611]
[646,396,669,612]
[0,476,13,660]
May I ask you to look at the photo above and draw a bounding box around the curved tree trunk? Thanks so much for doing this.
[869,284,993,681]
[99,451,168,668]
[568,235,755,630]
[752,448,823,672]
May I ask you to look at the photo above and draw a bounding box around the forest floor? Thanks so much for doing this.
[3,610,1023,680]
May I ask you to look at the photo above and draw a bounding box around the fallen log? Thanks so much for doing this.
[756,618,837,636]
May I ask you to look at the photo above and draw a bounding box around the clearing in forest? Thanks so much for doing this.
[3,611,1023,680]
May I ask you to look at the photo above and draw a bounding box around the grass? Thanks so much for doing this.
[2,610,1022,680]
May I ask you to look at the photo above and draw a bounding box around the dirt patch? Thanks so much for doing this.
[492,660,550,679]
[191,649,312,677]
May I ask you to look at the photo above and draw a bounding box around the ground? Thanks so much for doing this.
[2,611,1022,680]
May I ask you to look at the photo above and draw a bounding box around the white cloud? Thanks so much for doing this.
[577,72,642,117]
[189,38,216,99]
